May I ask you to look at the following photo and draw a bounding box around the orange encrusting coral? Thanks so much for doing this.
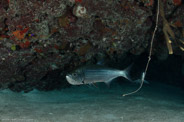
[174,20,183,27]
[34,48,43,53]
[12,27,29,40]
[75,0,82,3]
[19,40,30,49]
[0,35,9,38]
[77,43,91,56]
[173,0,182,6]
[20,27,29,35]
[145,0,154,6]
[12,30,25,40]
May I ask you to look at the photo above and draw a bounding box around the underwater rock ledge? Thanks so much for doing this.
[0,0,183,92]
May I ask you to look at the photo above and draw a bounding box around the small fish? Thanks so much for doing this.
[66,64,133,85]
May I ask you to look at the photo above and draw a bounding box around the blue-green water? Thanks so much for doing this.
[0,81,184,122]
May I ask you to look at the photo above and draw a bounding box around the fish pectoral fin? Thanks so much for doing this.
[92,83,98,88]
[104,79,113,86]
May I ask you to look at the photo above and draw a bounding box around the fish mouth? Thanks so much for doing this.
[66,75,79,85]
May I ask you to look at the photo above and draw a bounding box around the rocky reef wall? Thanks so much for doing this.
[0,0,183,92]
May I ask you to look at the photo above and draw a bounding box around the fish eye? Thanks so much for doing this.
[73,73,77,77]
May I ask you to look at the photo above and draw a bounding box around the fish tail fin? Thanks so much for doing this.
[121,64,133,81]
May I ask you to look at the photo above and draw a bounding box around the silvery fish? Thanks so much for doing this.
[66,64,133,85]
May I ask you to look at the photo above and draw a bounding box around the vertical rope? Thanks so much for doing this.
[123,0,160,97]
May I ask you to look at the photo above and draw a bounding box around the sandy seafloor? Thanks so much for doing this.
[0,80,184,122]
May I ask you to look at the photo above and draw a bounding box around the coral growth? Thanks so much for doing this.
[0,0,183,92]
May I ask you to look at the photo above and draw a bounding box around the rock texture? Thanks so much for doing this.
[0,0,183,92]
